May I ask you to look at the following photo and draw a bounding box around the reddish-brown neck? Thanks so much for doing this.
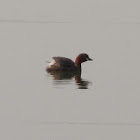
[75,57,82,68]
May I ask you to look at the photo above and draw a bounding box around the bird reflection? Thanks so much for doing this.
[47,70,91,89]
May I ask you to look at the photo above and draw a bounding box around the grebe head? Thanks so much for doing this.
[75,53,93,67]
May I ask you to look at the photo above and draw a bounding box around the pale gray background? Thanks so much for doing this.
[0,0,140,140]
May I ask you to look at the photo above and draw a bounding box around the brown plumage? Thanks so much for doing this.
[46,53,92,72]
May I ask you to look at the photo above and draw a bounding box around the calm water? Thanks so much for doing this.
[1,1,140,139]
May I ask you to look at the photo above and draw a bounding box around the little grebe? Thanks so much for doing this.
[46,53,92,72]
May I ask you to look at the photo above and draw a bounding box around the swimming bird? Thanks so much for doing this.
[46,53,92,72]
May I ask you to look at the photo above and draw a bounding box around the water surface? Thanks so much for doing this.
[0,0,140,139]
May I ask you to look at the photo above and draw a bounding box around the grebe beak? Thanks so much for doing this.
[87,57,93,61]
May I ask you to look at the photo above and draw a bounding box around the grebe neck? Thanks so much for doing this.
[75,57,81,68]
